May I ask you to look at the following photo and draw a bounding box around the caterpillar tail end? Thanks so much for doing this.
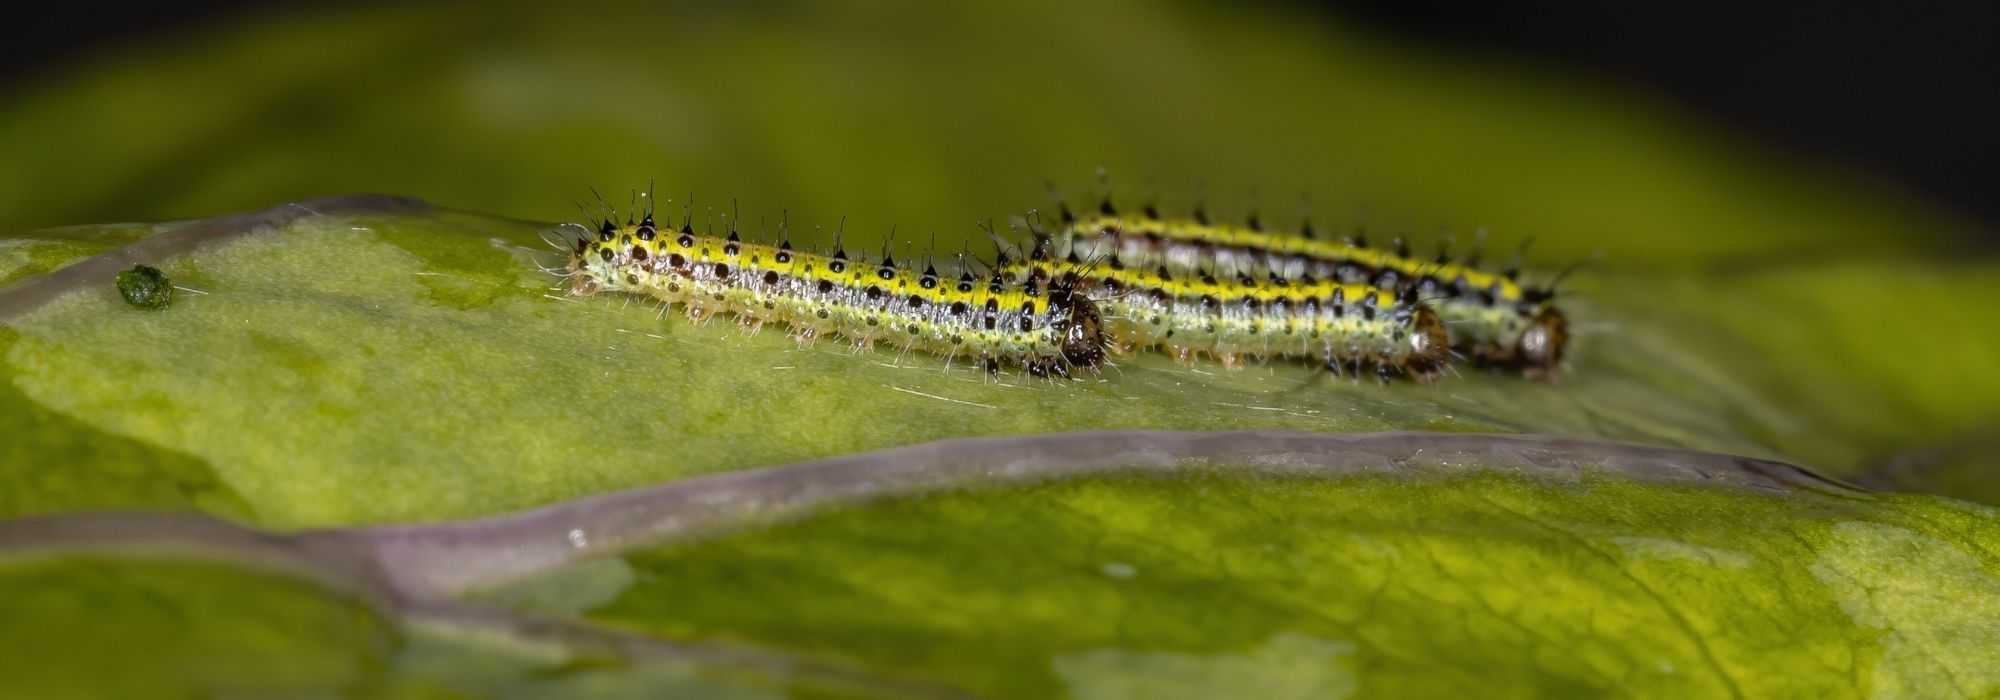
[564,252,602,297]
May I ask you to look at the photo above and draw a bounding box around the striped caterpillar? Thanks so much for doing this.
[1044,200,1571,376]
[559,200,1451,381]
[993,239,1449,380]
[565,213,1106,377]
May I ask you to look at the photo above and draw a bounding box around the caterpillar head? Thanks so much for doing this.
[1516,261,1580,375]
[1058,295,1107,369]
[1516,305,1568,374]
[1048,278,1108,371]
[1402,304,1452,379]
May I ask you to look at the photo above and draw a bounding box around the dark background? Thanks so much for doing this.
[6,1,1994,229]
[1330,0,1998,230]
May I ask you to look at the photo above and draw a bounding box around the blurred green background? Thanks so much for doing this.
[0,0,1984,265]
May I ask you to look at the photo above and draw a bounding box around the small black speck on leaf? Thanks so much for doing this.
[116,265,173,310]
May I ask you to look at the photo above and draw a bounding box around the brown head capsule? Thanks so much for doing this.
[1516,305,1568,376]
[1403,304,1452,380]
[1054,295,1108,370]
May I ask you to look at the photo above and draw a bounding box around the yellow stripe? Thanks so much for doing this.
[1077,214,1527,302]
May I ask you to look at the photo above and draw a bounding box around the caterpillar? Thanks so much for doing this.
[1043,200,1571,375]
[565,213,1106,377]
[993,238,1450,381]
[559,200,1450,381]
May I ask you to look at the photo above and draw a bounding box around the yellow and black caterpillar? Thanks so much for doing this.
[994,238,1449,380]
[1047,200,1570,375]
[567,214,1106,377]
[562,204,1453,380]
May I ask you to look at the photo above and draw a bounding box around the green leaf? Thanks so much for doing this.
[0,552,854,699]
[4,204,1998,526]
[0,223,163,288]
[493,470,2000,699]
[0,554,396,699]
[11,467,1998,699]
